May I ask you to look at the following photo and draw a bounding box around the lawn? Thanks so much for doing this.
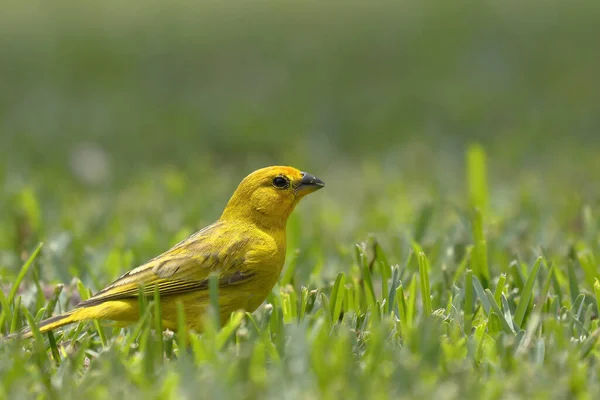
[1,1,600,399]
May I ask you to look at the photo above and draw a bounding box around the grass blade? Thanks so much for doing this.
[361,264,377,312]
[471,208,490,286]
[484,289,515,334]
[10,296,22,333]
[330,272,346,322]
[467,143,489,218]
[464,269,474,334]
[494,274,506,305]
[8,242,43,305]
[514,257,543,327]
[0,288,13,333]
[472,275,491,314]
[417,251,432,316]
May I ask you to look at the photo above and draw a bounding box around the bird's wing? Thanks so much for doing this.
[77,222,256,307]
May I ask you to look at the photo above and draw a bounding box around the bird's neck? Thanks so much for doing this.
[220,209,289,233]
[220,195,297,233]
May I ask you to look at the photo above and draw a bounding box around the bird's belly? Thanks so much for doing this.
[225,271,280,313]
[160,270,279,332]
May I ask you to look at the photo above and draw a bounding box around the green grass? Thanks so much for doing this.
[2,0,600,398]
[2,144,600,399]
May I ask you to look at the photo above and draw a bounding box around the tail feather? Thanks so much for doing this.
[6,309,83,340]
[4,300,139,340]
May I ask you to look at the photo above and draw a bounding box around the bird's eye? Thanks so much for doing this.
[272,176,289,189]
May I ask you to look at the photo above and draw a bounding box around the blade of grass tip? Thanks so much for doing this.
[123,305,154,355]
[406,276,417,328]
[514,257,543,327]
[300,286,309,319]
[569,295,590,337]
[271,301,285,355]
[567,251,580,306]
[136,283,148,318]
[576,249,597,289]
[8,242,43,305]
[484,289,514,334]
[26,288,59,349]
[245,312,261,337]
[445,292,454,316]
[305,288,319,315]
[355,243,367,270]
[472,275,491,315]
[361,264,377,312]
[508,260,525,292]
[388,266,401,316]
[280,290,291,324]
[32,269,46,312]
[34,308,46,323]
[471,208,490,287]
[288,286,298,322]
[467,143,489,219]
[417,252,432,316]
[44,284,64,320]
[533,264,554,315]
[23,305,57,396]
[395,283,407,331]
[330,272,346,322]
[452,245,473,285]
[9,296,22,334]
[319,292,332,330]
[208,273,221,330]
[47,330,61,366]
[494,273,507,305]
[21,304,45,353]
[464,269,474,334]
[260,295,275,330]
[216,311,245,350]
[40,284,64,354]
[467,143,490,287]
[474,324,487,363]
[501,293,516,332]
[413,203,435,244]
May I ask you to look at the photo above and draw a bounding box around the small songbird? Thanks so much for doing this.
[13,166,324,339]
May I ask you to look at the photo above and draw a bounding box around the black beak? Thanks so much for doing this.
[295,171,325,192]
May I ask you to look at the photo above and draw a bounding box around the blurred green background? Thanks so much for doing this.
[3,2,600,397]
[1,0,600,288]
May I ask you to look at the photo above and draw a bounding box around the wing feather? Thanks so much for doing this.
[77,222,256,308]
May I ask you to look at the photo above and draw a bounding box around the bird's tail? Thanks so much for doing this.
[6,309,85,340]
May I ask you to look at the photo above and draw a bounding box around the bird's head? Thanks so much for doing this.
[220,166,325,229]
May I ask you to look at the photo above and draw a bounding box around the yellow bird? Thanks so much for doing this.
[14,166,324,339]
